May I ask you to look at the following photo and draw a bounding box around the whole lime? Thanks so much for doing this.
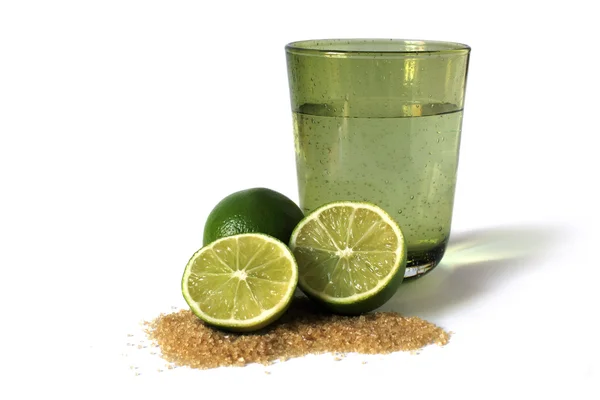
[203,188,304,246]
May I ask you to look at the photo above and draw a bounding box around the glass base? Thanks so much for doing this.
[403,241,447,280]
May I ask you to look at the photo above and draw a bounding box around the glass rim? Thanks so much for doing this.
[285,38,471,56]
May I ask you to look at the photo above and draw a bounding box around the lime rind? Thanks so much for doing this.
[182,233,298,331]
[289,201,406,309]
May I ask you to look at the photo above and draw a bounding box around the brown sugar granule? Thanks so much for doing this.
[144,297,450,370]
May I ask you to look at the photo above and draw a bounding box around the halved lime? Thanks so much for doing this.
[289,201,406,314]
[181,233,298,332]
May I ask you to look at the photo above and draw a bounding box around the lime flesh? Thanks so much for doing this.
[182,233,298,331]
[289,201,406,314]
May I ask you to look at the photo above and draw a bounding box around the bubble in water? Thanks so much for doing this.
[397,210,403,214]
[410,195,415,200]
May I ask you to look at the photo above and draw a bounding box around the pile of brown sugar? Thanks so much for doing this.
[144,297,450,370]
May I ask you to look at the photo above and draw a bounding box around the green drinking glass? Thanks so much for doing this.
[285,39,470,279]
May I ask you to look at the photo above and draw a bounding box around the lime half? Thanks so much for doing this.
[289,201,406,314]
[182,233,298,332]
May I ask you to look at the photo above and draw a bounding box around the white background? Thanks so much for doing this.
[1,0,598,399]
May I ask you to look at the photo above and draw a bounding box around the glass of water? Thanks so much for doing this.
[285,39,470,279]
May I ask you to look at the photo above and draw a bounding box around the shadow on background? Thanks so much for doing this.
[378,225,562,316]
